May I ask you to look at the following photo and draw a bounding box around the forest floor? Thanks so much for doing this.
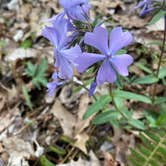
[0,0,165,166]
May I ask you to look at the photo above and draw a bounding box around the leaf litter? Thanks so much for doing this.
[0,0,165,165]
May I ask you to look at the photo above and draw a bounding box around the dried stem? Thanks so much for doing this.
[152,14,166,102]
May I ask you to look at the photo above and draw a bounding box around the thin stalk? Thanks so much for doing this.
[73,80,97,101]
[152,14,166,102]
[109,85,128,120]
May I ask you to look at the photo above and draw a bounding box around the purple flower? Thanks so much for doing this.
[74,26,133,95]
[88,81,97,96]
[47,72,64,96]
[42,13,82,80]
[135,0,158,16]
[59,0,90,21]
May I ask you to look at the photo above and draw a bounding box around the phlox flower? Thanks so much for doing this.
[42,13,82,80]
[59,0,90,21]
[47,72,64,96]
[135,0,162,16]
[74,26,133,96]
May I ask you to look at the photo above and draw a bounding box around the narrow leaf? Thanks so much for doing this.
[22,86,33,110]
[133,75,158,84]
[39,156,55,166]
[83,95,112,119]
[113,90,152,104]
[92,110,118,125]
[148,10,166,25]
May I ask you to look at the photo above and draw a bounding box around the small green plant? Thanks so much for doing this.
[25,58,47,89]
[22,58,48,110]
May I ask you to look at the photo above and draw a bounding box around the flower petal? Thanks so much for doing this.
[59,0,87,8]
[135,0,147,9]
[47,82,58,96]
[52,72,58,80]
[58,56,73,79]
[96,60,116,85]
[74,53,105,73]
[109,27,133,55]
[59,0,90,21]
[42,27,58,48]
[88,81,97,96]
[110,54,133,76]
[84,26,109,55]
[61,45,82,64]
[44,13,73,48]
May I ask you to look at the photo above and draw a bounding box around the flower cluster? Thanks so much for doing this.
[135,0,163,16]
[42,0,134,96]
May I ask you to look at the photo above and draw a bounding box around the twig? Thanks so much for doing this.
[151,14,166,102]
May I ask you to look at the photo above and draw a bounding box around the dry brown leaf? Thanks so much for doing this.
[0,107,20,133]
[104,152,118,166]
[5,48,38,62]
[51,99,76,138]
[0,92,6,111]
[57,151,100,166]
[113,15,146,28]
[91,0,124,15]
[3,137,34,158]
[3,136,34,166]
[75,94,92,134]
[74,132,89,154]
[51,94,91,153]
[112,128,135,166]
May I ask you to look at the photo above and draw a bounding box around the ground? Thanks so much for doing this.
[0,0,165,166]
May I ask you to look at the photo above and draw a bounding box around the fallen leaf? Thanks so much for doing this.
[3,136,34,166]
[51,99,76,138]
[51,94,91,153]
[5,48,38,62]
[104,152,118,166]
[0,107,20,133]
[57,151,101,166]
[74,132,89,154]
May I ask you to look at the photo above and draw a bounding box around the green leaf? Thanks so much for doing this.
[25,59,48,89]
[36,58,47,77]
[147,40,162,47]
[48,145,66,156]
[135,62,152,74]
[25,62,37,77]
[148,10,166,25]
[154,97,166,105]
[39,156,55,166]
[156,113,166,126]
[83,95,112,119]
[133,75,159,84]
[113,90,152,104]
[22,86,33,110]
[159,66,166,79]
[128,119,145,130]
[92,110,118,125]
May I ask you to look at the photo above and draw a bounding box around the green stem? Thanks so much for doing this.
[73,80,97,101]
[152,14,166,102]
[109,85,128,120]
